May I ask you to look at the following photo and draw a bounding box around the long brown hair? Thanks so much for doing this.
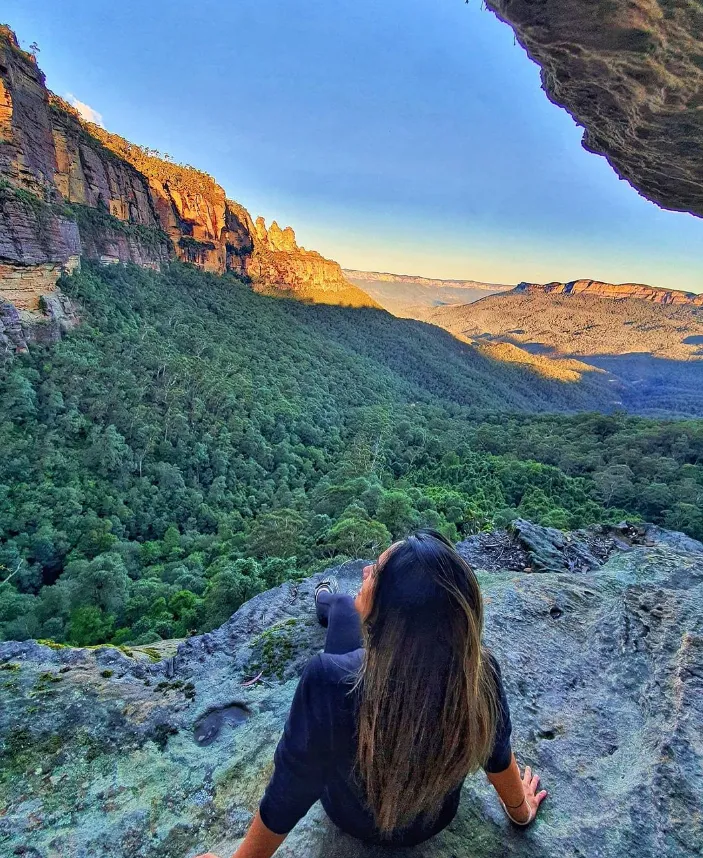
[355,529,498,834]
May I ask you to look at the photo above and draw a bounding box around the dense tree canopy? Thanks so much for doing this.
[1,262,701,645]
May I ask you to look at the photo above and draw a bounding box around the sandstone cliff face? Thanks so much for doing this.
[0,25,375,354]
[0,299,28,353]
[485,1,703,217]
[0,290,79,356]
[0,521,700,857]
[249,217,379,307]
[0,26,56,195]
[83,123,253,275]
[516,279,703,306]
[0,28,82,304]
[0,181,80,278]
[59,111,368,307]
[0,27,160,350]
[0,30,165,273]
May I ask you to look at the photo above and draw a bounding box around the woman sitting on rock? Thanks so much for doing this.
[199,530,546,857]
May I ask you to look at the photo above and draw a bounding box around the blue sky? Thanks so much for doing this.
[6,0,703,290]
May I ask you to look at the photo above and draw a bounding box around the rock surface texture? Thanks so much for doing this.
[0,25,375,353]
[484,1,703,217]
[1,522,701,858]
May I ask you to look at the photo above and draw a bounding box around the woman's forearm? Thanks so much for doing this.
[486,753,531,823]
[230,811,287,858]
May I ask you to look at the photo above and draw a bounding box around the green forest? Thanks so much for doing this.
[1,262,702,646]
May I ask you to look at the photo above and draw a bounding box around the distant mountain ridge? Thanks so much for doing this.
[516,279,703,306]
[415,284,703,415]
[343,269,508,291]
[343,269,508,316]
[419,288,703,361]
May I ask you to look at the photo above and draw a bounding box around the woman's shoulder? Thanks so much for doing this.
[303,649,364,688]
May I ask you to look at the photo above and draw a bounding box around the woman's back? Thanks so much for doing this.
[259,641,513,847]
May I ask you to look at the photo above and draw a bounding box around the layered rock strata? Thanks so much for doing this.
[0,290,79,355]
[343,269,507,291]
[0,25,374,353]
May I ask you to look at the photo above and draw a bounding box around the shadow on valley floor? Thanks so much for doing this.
[275,299,627,414]
[506,340,557,356]
[456,330,703,417]
[575,352,703,417]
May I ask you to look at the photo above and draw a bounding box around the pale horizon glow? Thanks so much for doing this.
[5,0,703,293]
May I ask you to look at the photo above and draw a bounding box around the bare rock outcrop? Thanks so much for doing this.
[0,30,164,266]
[0,195,80,275]
[0,26,56,195]
[49,100,160,228]
[0,521,701,857]
[0,289,78,357]
[484,1,703,217]
[83,123,250,274]
[0,29,82,330]
[0,26,163,349]
[0,299,28,353]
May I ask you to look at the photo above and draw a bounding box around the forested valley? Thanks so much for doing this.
[2,262,702,646]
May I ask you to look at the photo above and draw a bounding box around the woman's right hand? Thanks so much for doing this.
[521,765,548,822]
[487,755,547,826]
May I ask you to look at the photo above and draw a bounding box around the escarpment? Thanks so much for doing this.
[81,120,251,275]
[249,216,380,307]
[515,279,703,306]
[484,1,703,217]
[0,26,374,355]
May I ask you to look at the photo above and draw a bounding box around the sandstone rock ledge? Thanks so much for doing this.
[0,522,701,858]
[1,291,79,356]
